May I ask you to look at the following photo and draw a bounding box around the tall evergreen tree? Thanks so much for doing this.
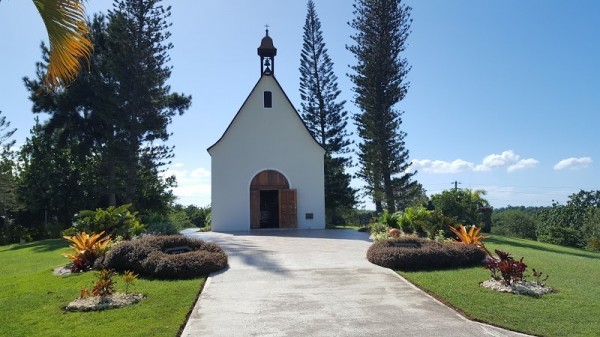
[0,111,18,243]
[0,111,18,233]
[347,0,417,213]
[0,111,16,152]
[22,0,188,219]
[106,0,191,205]
[24,16,127,208]
[300,0,356,223]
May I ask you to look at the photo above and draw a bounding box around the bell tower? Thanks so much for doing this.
[257,26,277,75]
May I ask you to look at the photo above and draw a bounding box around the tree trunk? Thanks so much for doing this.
[383,171,395,213]
[125,142,137,205]
[107,157,117,207]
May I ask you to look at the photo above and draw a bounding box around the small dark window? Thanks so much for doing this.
[264,91,272,108]
[305,213,314,220]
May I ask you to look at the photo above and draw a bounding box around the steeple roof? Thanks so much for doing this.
[257,28,277,58]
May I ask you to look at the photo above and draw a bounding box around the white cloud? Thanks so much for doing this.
[507,158,539,173]
[412,150,538,174]
[411,159,475,174]
[475,150,521,171]
[553,157,593,170]
[161,164,211,206]
[190,167,211,179]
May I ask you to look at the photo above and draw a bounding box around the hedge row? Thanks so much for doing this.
[367,237,486,270]
[102,235,227,279]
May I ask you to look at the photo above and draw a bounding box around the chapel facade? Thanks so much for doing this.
[208,30,325,231]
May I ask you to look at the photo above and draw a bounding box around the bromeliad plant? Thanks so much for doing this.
[448,224,493,257]
[485,249,527,285]
[63,231,112,272]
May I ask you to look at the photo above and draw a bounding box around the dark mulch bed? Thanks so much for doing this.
[367,237,486,270]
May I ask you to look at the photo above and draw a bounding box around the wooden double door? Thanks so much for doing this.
[250,170,297,229]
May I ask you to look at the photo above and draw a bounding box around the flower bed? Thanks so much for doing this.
[65,293,145,312]
[103,235,227,279]
[480,279,555,297]
[367,237,486,270]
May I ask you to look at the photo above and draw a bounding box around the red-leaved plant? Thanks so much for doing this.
[91,269,117,297]
[485,249,527,285]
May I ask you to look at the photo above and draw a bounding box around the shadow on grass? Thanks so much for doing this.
[487,236,600,260]
[4,239,66,253]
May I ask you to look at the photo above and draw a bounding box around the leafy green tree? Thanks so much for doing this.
[299,0,356,223]
[582,208,600,251]
[182,204,211,228]
[16,119,99,236]
[494,205,549,216]
[347,0,417,213]
[167,209,193,230]
[491,210,538,240]
[430,189,491,228]
[535,189,600,248]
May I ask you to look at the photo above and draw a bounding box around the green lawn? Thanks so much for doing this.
[398,235,600,337]
[0,239,205,337]
[330,224,363,230]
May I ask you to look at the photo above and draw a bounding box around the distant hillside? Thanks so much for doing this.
[493,205,550,215]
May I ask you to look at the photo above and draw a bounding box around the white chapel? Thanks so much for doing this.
[208,30,326,231]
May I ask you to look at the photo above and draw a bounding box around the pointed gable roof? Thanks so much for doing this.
[207,74,324,154]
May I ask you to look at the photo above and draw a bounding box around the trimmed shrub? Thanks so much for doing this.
[103,235,227,279]
[367,237,486,270]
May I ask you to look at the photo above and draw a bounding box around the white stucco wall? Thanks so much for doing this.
[208,75,325,231]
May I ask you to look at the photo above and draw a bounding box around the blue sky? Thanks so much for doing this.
[1,0,598,209]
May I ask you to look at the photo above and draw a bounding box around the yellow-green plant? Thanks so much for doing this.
[448,224,492,257]
[63,231,112,271]
[122,270,139,294]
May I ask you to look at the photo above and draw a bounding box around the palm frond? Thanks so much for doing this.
[33,0,93,88]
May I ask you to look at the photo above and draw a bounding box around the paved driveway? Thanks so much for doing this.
[181,229,529,337]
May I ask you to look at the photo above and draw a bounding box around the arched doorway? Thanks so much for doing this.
[250,170,297,229]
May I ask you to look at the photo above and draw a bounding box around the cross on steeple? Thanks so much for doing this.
[265,24,270,36]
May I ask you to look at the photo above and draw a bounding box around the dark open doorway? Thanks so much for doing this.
[260,190,279,228]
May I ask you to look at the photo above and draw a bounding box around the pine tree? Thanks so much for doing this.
[0,111,17,222]
[22,0,189,214]
[348,0,417,213]
[106,0,191,205]
[299,0,356,223]
[0,111,16,152]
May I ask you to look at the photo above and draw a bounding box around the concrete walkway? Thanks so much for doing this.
[181,229,529,337]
